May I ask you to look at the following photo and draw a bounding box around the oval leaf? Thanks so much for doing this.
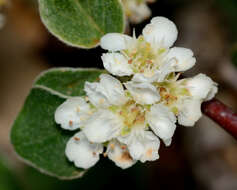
[11,88,84,179]
[11,68,105,179]
[39,0,125,48]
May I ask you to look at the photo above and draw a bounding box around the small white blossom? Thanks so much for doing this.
[100,17,196,82]
[121,0,155,24]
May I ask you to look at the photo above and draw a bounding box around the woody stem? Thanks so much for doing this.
[201,98,237,140]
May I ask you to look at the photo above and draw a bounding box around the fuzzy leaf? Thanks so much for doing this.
[35,68,105,97]
[39,0,125,48]
[11,88,84,179]
[11,68,105,179]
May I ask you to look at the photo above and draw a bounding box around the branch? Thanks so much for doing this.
[201,98,237,140]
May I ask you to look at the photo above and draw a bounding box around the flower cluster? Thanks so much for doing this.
[55,17,218,169]
[121,0,155,24]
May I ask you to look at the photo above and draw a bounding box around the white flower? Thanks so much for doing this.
[65,132,103,169]
[174,74,218,126]
[122,0,152,24]
[56,74,177,169]
[150,73,218,127]
[100,17,196,82]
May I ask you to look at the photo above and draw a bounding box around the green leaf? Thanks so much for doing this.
[11,88,84,179]
[39,0,125,48]
[11,68,106,179]
[35,68,105,97]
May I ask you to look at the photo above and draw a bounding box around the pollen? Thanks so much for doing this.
[120,151,132,162]
[69,120,73,126]
[110,143,115,149]
[146,148,153,158]
[120,145,126,150]
[99,98,105,104]
[74,137,80,141]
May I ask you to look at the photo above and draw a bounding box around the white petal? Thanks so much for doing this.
[166,47,196,72]
[132,73,160,83]
[85,74,127,108]
[178,98,202,127]
[107,140,136,169]
[55,98,91,130]
[84,82,110,108]
[65,132,103,169]
[185,74,218,100]
[126,1,151,24]
[206,85,218,101]
[147,104,177,141]
[83,110,123,143]
[127,131,160,162]
[99,74,127,105]
[101,53,133,76]
[100,33,133,51]
[125,81,160,105]
[142,16,178,48]
[163,138,172,147]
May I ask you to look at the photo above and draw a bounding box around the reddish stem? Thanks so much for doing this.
[202,98,237,140]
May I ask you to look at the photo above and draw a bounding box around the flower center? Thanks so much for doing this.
[154,79,191,115]
[109,100,146,136]
[122,36,166,77]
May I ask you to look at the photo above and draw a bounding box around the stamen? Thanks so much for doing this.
[74,137,80,141]
[121,145,126,150]
[110,143,115,149]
